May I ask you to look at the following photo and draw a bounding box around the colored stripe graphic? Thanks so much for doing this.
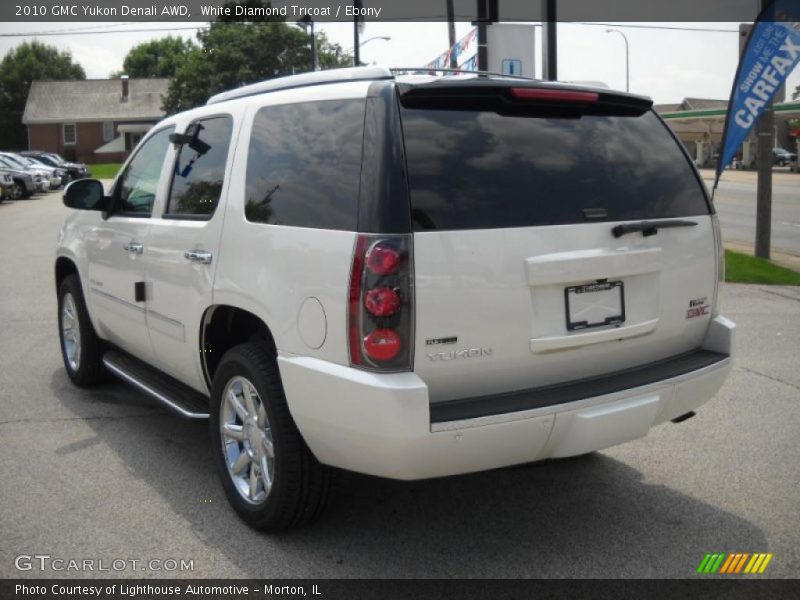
[711,553,726,573]
[734,553,750,573]
[697,554,712,574]
[744,554,760,573]
[759,554,773,573]
[719,554,735,574]
[700,552,774,574]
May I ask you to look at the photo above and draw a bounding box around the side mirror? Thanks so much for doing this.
[63,178,107,211]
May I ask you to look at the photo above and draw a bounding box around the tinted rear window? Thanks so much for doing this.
[245,99,365,230]
[400,108,709,231]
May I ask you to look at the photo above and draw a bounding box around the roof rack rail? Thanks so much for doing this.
[390,67,537,81]
[206,66,394,105]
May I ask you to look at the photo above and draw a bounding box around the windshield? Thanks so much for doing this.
[29,155,52,166]
[0,156,26,170]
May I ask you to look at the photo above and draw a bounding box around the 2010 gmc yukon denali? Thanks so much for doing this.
[55,66,734,530]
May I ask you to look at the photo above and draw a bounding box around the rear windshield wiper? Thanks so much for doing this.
[612,219,698,238]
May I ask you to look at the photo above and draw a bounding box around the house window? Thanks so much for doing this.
[102,122,114,142]
[63,123,77,145]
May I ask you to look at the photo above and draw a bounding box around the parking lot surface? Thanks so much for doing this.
[1,190,798,578]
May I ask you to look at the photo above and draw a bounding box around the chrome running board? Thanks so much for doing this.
[103,350,210,419]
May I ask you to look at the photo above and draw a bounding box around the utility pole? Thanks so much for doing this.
[541,0,557,80]
[353,1,361,66]
[476,0,488,71]
[752,1,780,259]
[447,0,457,68]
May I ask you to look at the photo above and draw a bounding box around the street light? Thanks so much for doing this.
[296,16,317,72]
[605,28,630,92]
[346,36,391,66]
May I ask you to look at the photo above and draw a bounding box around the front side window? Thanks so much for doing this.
[115,127,174,216]
[63,124,76,145]
[165,116,233,218]
[244,99,365,230]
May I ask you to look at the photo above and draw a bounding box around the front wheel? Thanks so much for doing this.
[210,343,333,530]
[58,274,106,387]
[7,182,23,200]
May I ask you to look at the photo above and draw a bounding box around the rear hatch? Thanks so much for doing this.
[399,81,718,403]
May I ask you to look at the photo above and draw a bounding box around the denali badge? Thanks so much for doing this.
[427,347,492,361]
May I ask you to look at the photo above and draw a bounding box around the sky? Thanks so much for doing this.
[0,20,798,105]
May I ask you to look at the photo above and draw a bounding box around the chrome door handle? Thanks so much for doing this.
[124,241,143,254]
[184,249,213,265]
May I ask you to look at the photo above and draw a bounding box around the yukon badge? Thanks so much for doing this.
[427,347,492,362]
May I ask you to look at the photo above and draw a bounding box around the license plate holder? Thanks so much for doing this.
[565,281,625,331]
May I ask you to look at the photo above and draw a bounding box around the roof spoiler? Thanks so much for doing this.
[397,80,653,117]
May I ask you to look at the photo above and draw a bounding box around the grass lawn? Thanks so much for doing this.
[88,163,122,179]
[725,249,800,285]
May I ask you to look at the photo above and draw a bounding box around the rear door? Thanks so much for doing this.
[400,85,718,403]
[144,114,236,392]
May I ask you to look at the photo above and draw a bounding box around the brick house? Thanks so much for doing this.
[22,77,169,163]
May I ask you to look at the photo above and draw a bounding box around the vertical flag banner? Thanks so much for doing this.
[715,0,800,191]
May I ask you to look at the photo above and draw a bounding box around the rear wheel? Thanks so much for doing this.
[58,274,105,387]
[210,343,333,530]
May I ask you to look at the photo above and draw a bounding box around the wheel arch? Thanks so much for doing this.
[55,256,79,294]
[200,305,278,389]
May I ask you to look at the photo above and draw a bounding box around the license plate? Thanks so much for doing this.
[565,281,625,331]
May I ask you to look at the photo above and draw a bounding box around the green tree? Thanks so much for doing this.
[111,36,196,79]
[163,14,351,113]
[0,41,85,149]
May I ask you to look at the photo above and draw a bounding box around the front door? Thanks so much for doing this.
[144,115,235,393]
[85,126,174,359]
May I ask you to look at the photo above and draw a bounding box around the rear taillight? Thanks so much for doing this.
[348,234,414,371]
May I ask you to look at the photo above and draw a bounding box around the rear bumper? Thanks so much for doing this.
[279,316,734,480]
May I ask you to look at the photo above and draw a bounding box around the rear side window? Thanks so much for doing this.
[400,108,709,231]
[166,116,233,218]
[245,99,365,230]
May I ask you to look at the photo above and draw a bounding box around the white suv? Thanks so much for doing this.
[56,67,734,530]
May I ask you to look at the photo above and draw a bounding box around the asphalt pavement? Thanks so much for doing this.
[702,169,800,257]
[0,189,798,579]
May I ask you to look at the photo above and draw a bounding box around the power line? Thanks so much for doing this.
[0,26,207,37]
[572,22,739,33]
[0,20,741,39]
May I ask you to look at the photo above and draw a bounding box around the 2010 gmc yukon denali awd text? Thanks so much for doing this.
[55,66,734,530]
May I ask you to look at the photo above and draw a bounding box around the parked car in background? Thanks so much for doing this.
[21,151,89,180]
[0,152,63,189]
[0,171,13,201]
[0,165,37,199]
[22,154,70,186]
[0,154,50,191]
[772,147,797,166]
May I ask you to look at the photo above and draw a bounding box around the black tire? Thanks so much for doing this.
[57,274,106,387]
[210,343,333,530]
[7,181,23,200]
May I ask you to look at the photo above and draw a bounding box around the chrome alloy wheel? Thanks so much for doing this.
[61,293,82,371]
[220,376,275,504]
